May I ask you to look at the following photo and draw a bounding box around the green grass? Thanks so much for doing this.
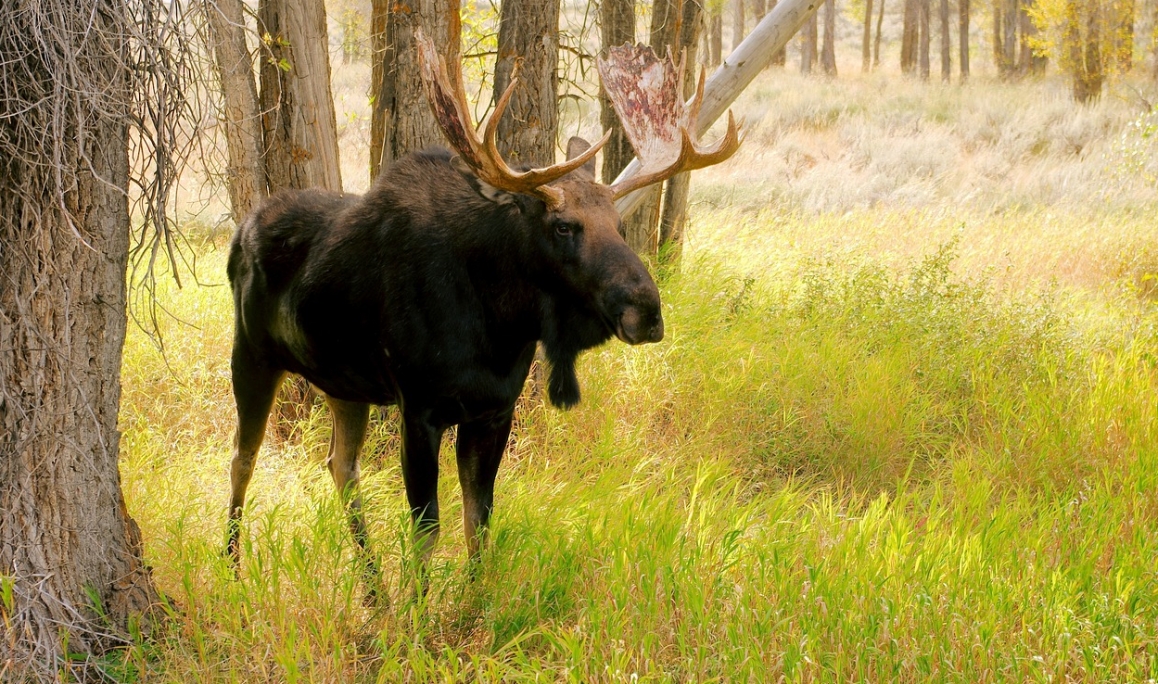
[116,206,1158,680]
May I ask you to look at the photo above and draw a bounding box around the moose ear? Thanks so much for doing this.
[565,137,598,179]
[451,155,516,206]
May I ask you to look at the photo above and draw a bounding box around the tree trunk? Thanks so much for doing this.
[1070,0,1104,101]
[711,13,724,65]
[821,0,838,75]
[657,0,705,264]
[960,0,970,79]
[802,11,818,73]
[0,6,158,676]
[370,0,459,178]
[733,0,747,49]
[1020,0,1047,74]
[495,0,561,167]
[259,0,343,191]
[1115,0,1135,70]
[623,0,704,260]
[902,0,918,72]
[1002,0,1018,76]
[920,0,932,78]
[864,0,875,71]
[772,0,788,65]
[875,0,886,65]
[941,0,952,80]
[204,0,267,224]
[601,0,637,183]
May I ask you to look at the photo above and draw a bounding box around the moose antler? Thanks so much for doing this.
[415,29,609,208]
[598,45,742,200]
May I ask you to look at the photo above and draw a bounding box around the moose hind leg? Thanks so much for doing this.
[456,413,513,569]
[324,397,379,591]
[227,346,284,566]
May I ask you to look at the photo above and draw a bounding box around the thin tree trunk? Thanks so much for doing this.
[920,0,932,78]
[1117,0,1135,70]
[1,7,158,674]
[370,0,459,178]
[960,0,970,79]
[601,0,636,183]
[902,0,918,72]
[259,0,342,191]
[495,0,561,167]
[657,0,705,264]
[802,11,818,73]
[993,0,1003,71]
[875,0,886,65]
[711,13,724,65]
[733,0,747,49]
[941,0,951,80]
[1002,0,1018,76]
[821,0,838,75]
[204,0,267,223]
[772,0,788,64]
[864,0,875,71]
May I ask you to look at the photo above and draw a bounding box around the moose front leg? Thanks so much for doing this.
[400,409,444,597]
[456,413,513,571]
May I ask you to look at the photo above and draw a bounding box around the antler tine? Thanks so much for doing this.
[599,44,744,200]
[416,28,610,208]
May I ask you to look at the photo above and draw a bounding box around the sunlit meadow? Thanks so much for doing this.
[108,13,1158,682]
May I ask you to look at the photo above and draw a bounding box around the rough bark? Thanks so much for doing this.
[495,0,560,167]
[370,0,459,178]
[204,0,267,223]
[864,0,875,71]
[960,0,970,79]
[258,0,343,191]
[802,11,818,73]
[601,0,637,183]
[941,0,951,80]
[0,7,158,675]
[821,0,838,75]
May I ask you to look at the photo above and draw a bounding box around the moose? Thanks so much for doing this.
[224,35,741,594]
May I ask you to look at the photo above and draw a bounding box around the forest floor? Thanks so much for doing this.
[113,64,1158,681]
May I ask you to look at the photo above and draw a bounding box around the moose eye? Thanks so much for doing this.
[555,222,577,237]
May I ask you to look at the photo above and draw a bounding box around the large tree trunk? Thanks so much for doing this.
[370,0,459,178]
[495,0,560,167]
[601,0,637,183]
[941,0,952,80]
[204,0,267,223]
[821,0,838,75]
[259,0,343,191]
[0,5,158,676]
[960,0,971,79]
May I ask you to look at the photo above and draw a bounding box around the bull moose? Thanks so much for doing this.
[224,35,741,594]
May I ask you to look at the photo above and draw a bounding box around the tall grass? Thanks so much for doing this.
[115,216,1158,680]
